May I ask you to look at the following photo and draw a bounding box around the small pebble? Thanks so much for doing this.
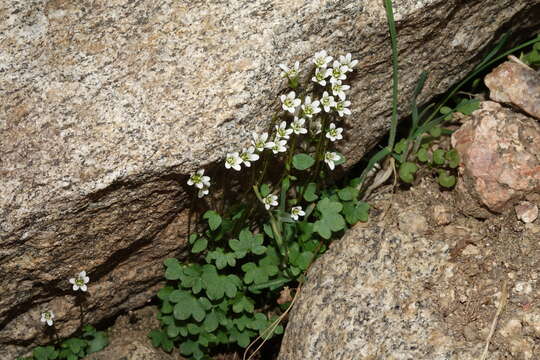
[515,202,538,223]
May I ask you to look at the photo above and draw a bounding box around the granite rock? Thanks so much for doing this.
[451,101,540,214]
[1,0,539,356]
[485,60,540,120]
[278,223,465,360]
[278,181,540,360]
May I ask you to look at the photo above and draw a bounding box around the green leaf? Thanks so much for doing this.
[171,290,207,321]
[455,98,480,115]
[188,233,198,244]
[398,162,418,184]
[203,210,222,231]
[202,311,219,333]
[260,183,270,197]
[429,126,442,138]
[290,250,314,270]
[263,223,274,239]
[241,261,278,285]
[229,328,255,348]
[445,149,460,168]
[440,106,452,115]
[62,338,86,355]
[223,274,242,298]
[201,265,225,300]
[229,228,266,258]
[247,313,268,331]
[433,149,445,165]
[302,182,318,202]
[148,330,173,352]
[163,258,182,280]
[438,171,457,188]
[393,138,407,154]
[231,294,255,313]
[416,148,429,163]
[292,153,315,170]
[317,198,342,215]
[179,264,204,294]
[180,340,204,359]
[86,331,108,354]
[313,220,331,239]
[191,238,208,253]
[157,286,174,301]
[206,247,237,269]
[33,347,58,360]
[166,323,180,338]
[298,221,314,242]
[338,187,358,201]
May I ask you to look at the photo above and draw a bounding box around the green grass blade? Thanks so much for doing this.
[410,71,429,136]
[384,0,399,151]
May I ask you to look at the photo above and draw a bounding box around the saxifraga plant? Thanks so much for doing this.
[151,2,540,359]
[150,50,370,360]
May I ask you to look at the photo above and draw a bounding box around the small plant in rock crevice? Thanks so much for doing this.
[18,271,108,360]
[150,50,370,360]
[149,3,540,359]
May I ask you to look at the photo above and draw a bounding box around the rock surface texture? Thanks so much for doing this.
[278,181,540,360]
[451,101,540,214]
[485,60,540,119]
[1,0,539,356]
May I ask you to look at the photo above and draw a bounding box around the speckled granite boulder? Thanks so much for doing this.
[278,183,540,360]
[278,223,464,360]
[1,0,539,356]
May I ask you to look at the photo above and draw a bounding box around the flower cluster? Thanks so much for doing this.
[41,270,91,326]
[186,51,356,206]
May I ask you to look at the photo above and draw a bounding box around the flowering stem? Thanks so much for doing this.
[252,185,287,264]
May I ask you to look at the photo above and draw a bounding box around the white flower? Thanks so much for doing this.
[275,121,293,140]
[330,81,350,101]
[265,138,287,154]
[69,270,90,292]
[252,132,269,152]
[312,67,332,86]
[330,61,347,84]
[280,91,301,114]
[338,53,358,72]
[290,117,307,135]
[324,152,340,170]
[187,169,211,190]
[301,96,321,118]
[279,61,300,79]
[225,152,242,171]
[313,50,333,68]
[334,100,352,117]
[320,91,336,113]
[198,186,209,198]
[239,146,259,167]
[290,206,306,221]
[326,123,343,142]
[40,311,55,326]
[262,194,278,210]
[310,119,323,135]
